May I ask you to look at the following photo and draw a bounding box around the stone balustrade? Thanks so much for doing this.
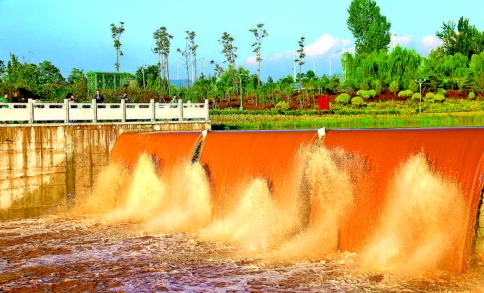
[0,99,209,124]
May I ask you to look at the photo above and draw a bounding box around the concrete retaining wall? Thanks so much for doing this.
[0,122,211,220]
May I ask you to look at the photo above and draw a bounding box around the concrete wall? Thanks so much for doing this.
[0,122,211,220]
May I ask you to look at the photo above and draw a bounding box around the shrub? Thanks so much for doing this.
[371,80,382,95]
[389,80,400,94]
[351,96,365,107]
[468,92,475,100]
[424,92,435,103]
[335,93,351,104]
[368,89,377,98]
[398,90,413,98]
[274,101,289,111]
[356,90,371,100]
[408,80,418,93]
[411,93,421,101]
[434,93,445,102]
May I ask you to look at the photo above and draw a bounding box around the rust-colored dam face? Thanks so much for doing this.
[110,131,204,171]
[107,128,484,273]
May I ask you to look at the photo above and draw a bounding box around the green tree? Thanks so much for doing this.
[187,31,198,83]
[436,16,484,59]
[177,31,196,89]
[249,23,268,88]
[153,27,173,97]
[295,37,306,81]
[38,61,64,85]
[110,21,125,72]
[347,0,391,54]
[67,68,87,101]
[135,65,159,88]
[218,32,238,93]
[0,60,5,82]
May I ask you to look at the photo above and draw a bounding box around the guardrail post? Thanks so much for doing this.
[205,99,209,121]
[150,99,155,122]
[121,99,126,123]
[28,99,33,124]
[92,99,97,123]
[179,99,183,121]
[64,99,69,123]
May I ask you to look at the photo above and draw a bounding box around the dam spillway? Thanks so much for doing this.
[103,128,484,274]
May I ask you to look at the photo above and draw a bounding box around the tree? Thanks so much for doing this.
[249,23,268,88]
[67,68,87,101]
[177,31,198,89]
[347,0,391,54]
[218,32,238,93]
[295,37,306,81]
[187,31,198,83]
[110,22,125,72]
[219,32,237,68]
[0,60,5,82]
[38,61,64,85]
[153,27,173,97]
[436,17,484,59]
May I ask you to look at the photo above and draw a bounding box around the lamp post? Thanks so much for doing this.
[415,78,426,114]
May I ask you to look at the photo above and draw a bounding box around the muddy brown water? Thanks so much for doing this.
[2,215,484,292]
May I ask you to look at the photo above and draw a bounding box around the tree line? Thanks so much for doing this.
[0,0,483,110]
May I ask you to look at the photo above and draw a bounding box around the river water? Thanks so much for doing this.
[2,214,484,292]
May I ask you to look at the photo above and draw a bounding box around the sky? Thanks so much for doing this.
[1,0,484,82]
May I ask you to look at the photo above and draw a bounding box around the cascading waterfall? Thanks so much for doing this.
[76,128,484,274]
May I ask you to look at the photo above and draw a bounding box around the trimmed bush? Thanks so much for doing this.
[411,93,421,101]
[434,93,445,102]
[351,96,365,107]
[274,101,289,111]
[335,93,351,104]
[469,92,476,100]
[398,90,413,98]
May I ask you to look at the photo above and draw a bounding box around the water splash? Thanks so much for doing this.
[362,152,467,274]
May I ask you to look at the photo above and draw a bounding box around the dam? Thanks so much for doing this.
[2,119,484,290]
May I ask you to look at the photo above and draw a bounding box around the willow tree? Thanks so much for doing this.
[347,0,391,54]
[342,46,421,91]
[110,22,125,72]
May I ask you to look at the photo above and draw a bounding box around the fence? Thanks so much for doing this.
[0,99,209,124]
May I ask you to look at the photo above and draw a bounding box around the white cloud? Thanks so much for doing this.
[270,50,296,61]
[391,34,413,49]
[418,35,442,55]
[243,55,258,66]
[304,34,340,57]
[269,34,352,61]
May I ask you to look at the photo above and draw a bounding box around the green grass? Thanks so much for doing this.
[210,99,484,130]
[211,111,484,130]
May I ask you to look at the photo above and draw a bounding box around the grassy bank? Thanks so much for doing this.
[211,105,484,130]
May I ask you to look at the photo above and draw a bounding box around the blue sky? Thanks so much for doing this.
[1,0,483,82]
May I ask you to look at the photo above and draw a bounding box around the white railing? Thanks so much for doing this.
[0,99,209,124]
